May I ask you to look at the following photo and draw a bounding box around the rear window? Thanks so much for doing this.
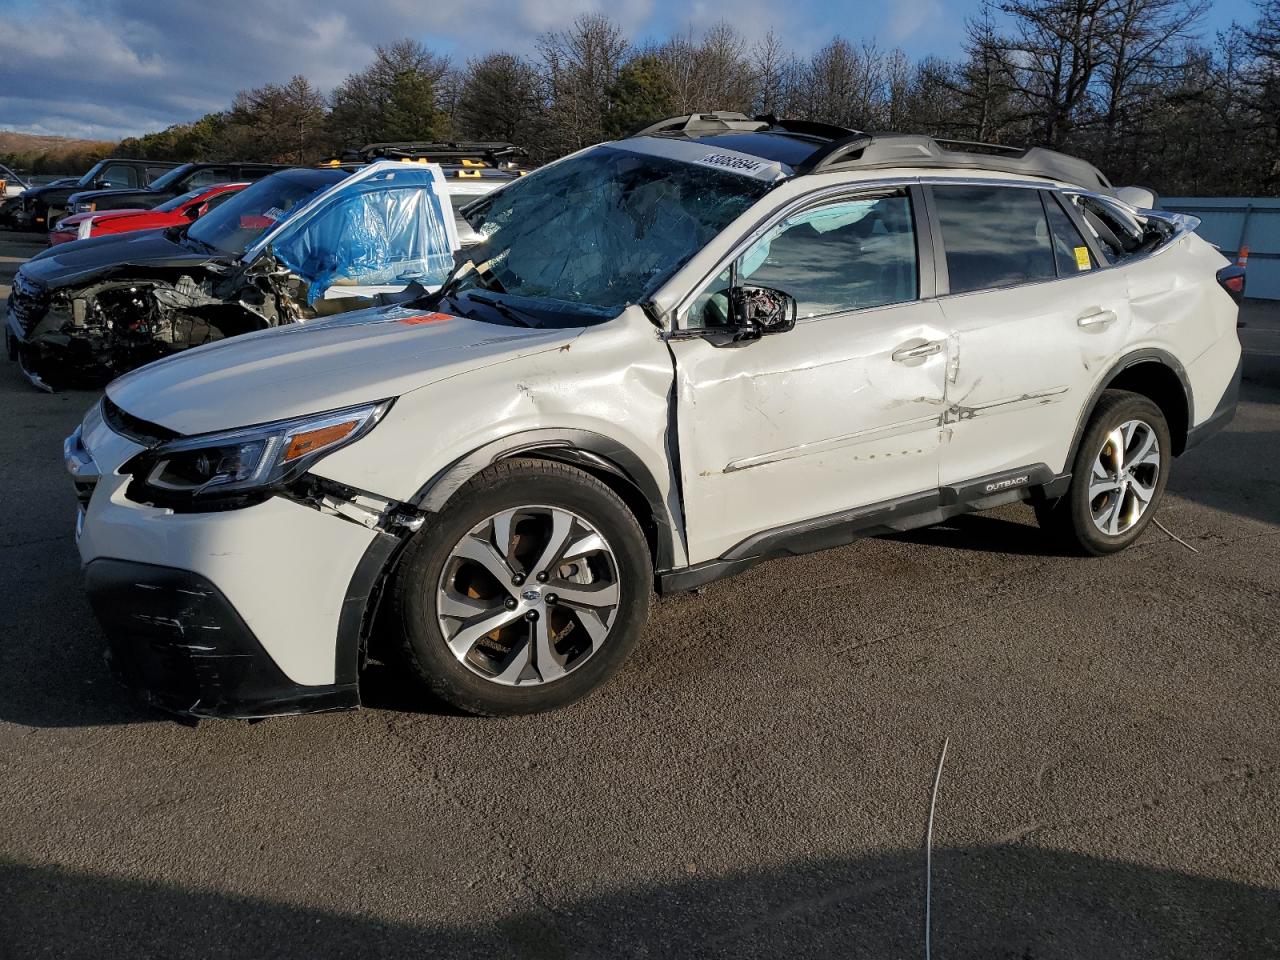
[933,185,1056,294]
[1068,194,1148,264]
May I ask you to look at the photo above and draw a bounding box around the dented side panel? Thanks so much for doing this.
[671,300,949,564]
[309,306,687,567]
[1125,232,1239,426]
[937,267,1132,485]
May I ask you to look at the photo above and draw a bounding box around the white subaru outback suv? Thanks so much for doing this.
[65,113,1242,719]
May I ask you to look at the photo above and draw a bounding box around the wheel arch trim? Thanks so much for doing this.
[409,428,679,571]
[1064,348,1193,470]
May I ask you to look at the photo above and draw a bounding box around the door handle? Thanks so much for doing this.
[891,340,942,363]
[1077,308,1117,328]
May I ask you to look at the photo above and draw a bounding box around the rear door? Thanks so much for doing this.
[929,183,1132,486]
[671,185,950,564]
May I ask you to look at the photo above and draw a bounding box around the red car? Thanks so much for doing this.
[49,182,249,246]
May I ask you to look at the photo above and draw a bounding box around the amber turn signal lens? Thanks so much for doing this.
[282,420,358,462]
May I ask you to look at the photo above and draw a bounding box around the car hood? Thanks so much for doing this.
[20,229,226,288]
[61,209,150,227]
[105,304,583,435]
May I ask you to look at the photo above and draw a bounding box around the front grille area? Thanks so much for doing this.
[101,396,179,446]
[8,272,49,337]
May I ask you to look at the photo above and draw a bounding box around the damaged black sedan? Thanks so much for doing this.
[6,162,459,390]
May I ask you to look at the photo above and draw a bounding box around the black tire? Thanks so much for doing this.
[1035,389,1171,556]
[386,458,652,716]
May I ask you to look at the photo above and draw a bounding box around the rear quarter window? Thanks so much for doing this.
[1066,194,1168,264]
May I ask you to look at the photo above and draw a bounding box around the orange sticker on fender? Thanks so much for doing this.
[398,312,454,325]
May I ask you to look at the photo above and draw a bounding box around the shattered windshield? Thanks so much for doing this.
[454,145,771,315]
[186,169,346,257]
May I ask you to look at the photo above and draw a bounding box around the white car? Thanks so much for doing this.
[0,163,31,200]
[65,113,1242,719]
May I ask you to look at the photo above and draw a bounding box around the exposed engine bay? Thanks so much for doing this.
[16,256,375,389]
[6,161,459,390]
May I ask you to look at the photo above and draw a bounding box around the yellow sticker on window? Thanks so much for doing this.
[1074,246,1091,271]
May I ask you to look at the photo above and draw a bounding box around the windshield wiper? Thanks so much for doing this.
[464,293,540,328]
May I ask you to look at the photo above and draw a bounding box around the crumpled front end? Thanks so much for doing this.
[7,265,262,391]
[67,399,388,719]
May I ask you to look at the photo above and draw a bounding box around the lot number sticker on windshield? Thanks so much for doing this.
[1074,246,1092,271]
[695,153,771,176]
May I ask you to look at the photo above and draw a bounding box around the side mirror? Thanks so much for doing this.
[728,285,797,340]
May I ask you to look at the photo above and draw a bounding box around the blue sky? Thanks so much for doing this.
[0,0,1263,141]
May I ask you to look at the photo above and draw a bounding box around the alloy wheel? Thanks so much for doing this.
[435,506,621,685]
[1088,419,1161,536]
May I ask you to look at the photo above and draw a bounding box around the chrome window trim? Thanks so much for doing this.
[665,173,1196,334]
[669,176,918,332]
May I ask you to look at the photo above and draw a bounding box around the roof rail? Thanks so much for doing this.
[629,112,769,138]
[796,133,1113,193]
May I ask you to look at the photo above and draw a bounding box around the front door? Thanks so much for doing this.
[670,187,949,564]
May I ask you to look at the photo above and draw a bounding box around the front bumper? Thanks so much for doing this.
[71,407,383,718]
[86,559,359,719]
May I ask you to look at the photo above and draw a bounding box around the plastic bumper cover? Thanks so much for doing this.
[1184,357,1241,453]
[85,558,359,719]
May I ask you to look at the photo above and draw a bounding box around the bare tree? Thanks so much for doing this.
[537,14,630,154]
[1098,0,1210,144]
[996,0,1114,147]
[751,30,800,116]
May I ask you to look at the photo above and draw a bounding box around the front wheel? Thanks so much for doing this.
[1035,390,1171,555]
[386,458,652,715]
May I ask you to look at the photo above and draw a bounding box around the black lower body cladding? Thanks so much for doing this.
[84,559,358,720]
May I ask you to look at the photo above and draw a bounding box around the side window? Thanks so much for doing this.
[933,185,1055,294]
[1043,193,1096,274]
[146,165,174,182]
[1068,194,1145,264]
[687,190,918,327]
[201,191,237,213]
[101,164,140,189]
[187,168,228,189]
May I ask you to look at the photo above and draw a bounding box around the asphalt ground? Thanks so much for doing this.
[0,229,1277,959]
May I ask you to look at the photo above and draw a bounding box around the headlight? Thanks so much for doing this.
[122,399,392,508]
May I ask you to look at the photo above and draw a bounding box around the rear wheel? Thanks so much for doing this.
[387,458,652,715]
[1035,390,1170,555]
